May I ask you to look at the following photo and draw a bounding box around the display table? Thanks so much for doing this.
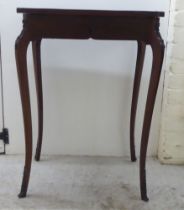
[15,8,165,201]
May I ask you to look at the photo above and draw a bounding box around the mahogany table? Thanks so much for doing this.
[15,8,165,201]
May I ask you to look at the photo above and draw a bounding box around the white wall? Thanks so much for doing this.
[159,0,184,164]
[0,0,170,156]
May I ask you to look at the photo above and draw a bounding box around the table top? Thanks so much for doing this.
[17,8,164,17]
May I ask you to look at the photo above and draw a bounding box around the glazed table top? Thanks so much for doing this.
[17,8,164,17]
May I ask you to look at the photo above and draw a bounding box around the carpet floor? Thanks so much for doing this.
[0,155,184,210]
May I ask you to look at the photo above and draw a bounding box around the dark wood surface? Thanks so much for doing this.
[15,8,165,202]
[17,8,164,17]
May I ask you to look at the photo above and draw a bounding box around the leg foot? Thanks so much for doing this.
[131,156,137,162]
[35,148,41,161]
[141,195,149,202]
[18,191,27,198]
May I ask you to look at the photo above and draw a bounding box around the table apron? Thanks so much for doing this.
[23,14,156,43]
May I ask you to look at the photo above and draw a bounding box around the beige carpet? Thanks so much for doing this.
[0,155,184,210]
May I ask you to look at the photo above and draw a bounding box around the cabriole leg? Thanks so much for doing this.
[140,35,164,201]
[15,32,32,198]
[32,40,43,161]
[130,41,146,162]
